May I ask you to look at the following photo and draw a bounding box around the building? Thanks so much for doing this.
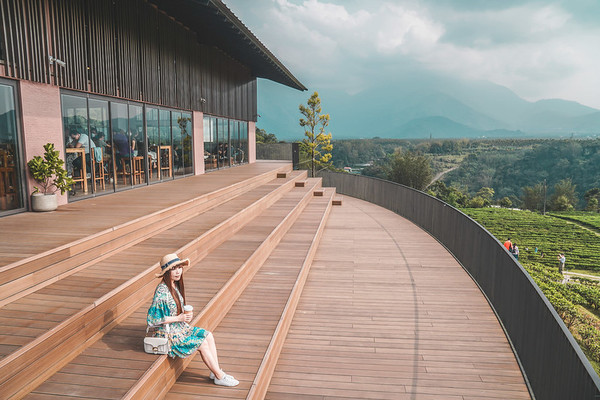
[0,0,305,216]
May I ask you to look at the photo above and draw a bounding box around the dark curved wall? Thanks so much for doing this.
[321,171,600,400]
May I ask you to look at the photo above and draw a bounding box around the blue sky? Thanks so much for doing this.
[223,0,600,109]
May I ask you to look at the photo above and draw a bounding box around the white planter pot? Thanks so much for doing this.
[31,193,58,212]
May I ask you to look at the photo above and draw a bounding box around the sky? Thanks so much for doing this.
[223,0,600,110]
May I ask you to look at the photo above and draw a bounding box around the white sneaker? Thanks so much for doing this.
[210,372,215,380]
[214,373,239,387]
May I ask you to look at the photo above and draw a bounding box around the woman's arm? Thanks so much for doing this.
[162,313,192,324]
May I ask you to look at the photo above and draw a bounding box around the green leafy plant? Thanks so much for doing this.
[27,143,74,195]
[299,91,333,177]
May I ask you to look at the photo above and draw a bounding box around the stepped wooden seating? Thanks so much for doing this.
[0,163,294,307]
[167,188,335,399]
[20,179,331,399]
[0,163,320,399]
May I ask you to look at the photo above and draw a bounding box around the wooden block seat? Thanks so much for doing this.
[20,179,327,399]
[0,171,312,399]
[0,164,298,307]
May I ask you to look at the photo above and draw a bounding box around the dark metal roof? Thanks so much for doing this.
[148,0,307,91]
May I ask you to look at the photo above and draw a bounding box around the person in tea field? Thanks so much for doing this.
[557,253,566,273]
[512,244,519,260]
[503,238,512,252]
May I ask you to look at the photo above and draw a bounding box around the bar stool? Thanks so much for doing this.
[92,148,105,191]
[132,156,144,184]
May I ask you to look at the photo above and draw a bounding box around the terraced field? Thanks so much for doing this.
[463,208,600,375]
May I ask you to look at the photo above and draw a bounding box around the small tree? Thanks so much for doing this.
[255,128,278,144]
[550,178,577,211]
[475,187,495,207]
[521,183,545,211]
[299,91,333,177]
[387,150,432,191]
[499,197,512,208]
[27,143,74,195]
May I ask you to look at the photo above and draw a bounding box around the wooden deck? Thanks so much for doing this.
[0,163,531,399]
[265,196,531,400]
[0,162,290,268]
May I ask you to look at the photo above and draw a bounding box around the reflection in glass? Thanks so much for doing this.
[231,121,241,166]
[0,83,23,212]
[146,108,160,182]
[111,102,131,190]
[129,104,145,185]
[240,121,248,164]
[180,112,193,175]
[159,109,173,180]
[172,111,184,177]
[218,118,229,168]
[62,94,92,198]
[203,117,218,171]
[89,99,112,194]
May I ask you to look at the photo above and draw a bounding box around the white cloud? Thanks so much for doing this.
[225,0,600,108]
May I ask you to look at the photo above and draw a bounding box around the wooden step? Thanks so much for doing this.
[165,188,334,399]
[247,187,336,399]
[0,164,294,306]
[21,179,325,400]
[0,172,308,400]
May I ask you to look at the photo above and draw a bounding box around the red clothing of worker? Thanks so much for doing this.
[504,240,512,251]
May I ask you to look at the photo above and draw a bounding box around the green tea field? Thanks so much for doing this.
[462,208,600,375]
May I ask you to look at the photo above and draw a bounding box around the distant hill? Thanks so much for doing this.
[257,73,600,141]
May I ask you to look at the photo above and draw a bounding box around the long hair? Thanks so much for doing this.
[162,269,186,315]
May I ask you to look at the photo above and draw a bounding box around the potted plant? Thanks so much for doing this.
[27,143,74,212]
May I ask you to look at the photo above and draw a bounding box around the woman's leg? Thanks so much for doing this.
[199,333,224,379]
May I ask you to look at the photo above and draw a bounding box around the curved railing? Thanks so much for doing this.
[320,171,600,400]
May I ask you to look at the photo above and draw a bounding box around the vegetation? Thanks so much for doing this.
[255,128,279,144]
[27,143,74,195]
[463,207,600,373]
[331,138,600,210]
[299,92,333,177]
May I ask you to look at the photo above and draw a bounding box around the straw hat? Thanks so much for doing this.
[156,253,190,277]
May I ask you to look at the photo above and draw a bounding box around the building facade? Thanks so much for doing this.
[0,0,305,215]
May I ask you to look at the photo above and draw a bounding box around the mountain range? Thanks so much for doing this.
[257,73,600,141]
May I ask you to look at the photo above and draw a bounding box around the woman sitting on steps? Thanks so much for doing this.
[147,253,239,387]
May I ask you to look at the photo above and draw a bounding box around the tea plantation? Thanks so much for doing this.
[462,208,600,375]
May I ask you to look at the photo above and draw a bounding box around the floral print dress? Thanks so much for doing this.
[147,282,208,358]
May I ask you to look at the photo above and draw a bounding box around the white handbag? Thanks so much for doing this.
[144,324,170,355]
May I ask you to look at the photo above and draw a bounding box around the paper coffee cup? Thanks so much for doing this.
[183,305,193,314]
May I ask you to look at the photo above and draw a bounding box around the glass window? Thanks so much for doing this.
[204,116,217,171]
[111,102,132,190]
[181,112,193,175]
[218,118,229,169]
[146,107,160,183]
[172,111,184,177]
[159,109,173,180]
[89,99,112,194]
[231,121,242,166]
[240,121,248,164]
[129,104,146,186]
[62,94,92,199]
[0,83,24,212]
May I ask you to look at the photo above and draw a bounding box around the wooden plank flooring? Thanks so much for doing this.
[23,177,322,399]
[0,162,290,268]
[0,171,298,363]
[165,189,334,399]
[265,196,531,400]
